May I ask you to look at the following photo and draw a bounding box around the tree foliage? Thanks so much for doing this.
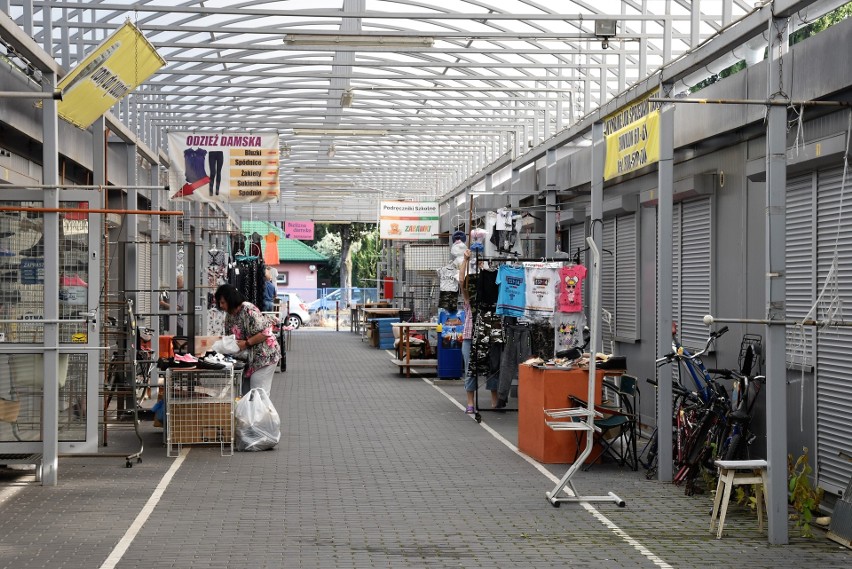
[311,223,379,287]
[690,3,852,93]
[351,229,381,287]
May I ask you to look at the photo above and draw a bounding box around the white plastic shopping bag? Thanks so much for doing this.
[212,334,240,355]
[234,387,281,451]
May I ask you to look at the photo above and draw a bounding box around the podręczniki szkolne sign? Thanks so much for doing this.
[167,132,280,203]
[379,201,439,240]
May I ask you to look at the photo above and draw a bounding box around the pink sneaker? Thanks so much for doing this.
[60,274,88,287]
[173,353,198,363]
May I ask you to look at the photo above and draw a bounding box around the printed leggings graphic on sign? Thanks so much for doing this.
[208,151,224,195]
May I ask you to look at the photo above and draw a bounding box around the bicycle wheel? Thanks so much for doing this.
[723,433,744,460]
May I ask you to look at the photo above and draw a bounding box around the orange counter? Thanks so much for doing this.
[517,365,604,464]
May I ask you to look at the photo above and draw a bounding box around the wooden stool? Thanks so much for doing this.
[710,459,768,539]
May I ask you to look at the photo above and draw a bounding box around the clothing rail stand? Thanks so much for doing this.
[545,238,625,508]
[469,253,579,420]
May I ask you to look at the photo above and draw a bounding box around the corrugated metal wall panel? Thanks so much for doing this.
[601,220,616,350]
[678,197,712,350]
[615,214,638,339]
[785,173,815,368]
[138,237,152,322]
[815,165,852,493]
[672,202,682,345]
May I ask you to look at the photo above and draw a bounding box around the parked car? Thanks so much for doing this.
[277,292,310,329]
[307,288,378,313]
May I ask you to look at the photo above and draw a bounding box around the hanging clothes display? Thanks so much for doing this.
[229,256,266,311]
[263,231,280,266]
[206,246,228,334]
[468,311,502,384]
[476,266,499,310]
[529,321,555,360]
[496,323,532,407]
[553,312,587,351]
[495,264,525,317]
[490,207,520,254]
[231,233,247,256]
[523,262,559,320]
[437,263,460,312]
[557,264,587,313]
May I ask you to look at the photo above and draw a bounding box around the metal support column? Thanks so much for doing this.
[88,117,106,451]
[657,98,675,482]
[41,70,59,485]
[125,144,139,346]
[150,171,162,349]
[765,12,790,545]
[510,168,521,210]
[545,148,557,257]
[589,122,605,352]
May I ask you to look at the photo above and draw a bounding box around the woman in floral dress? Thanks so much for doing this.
[215,284,281,395]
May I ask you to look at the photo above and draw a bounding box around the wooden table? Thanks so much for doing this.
[362,307,402,318]
[361,307,403,342]
[517,365,605,464]
[390,322,437,377]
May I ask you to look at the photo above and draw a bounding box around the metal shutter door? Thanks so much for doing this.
[815,165,852,493]
[138,236,152,324]
[601,219,616,350]
[679,197,712,349]
[785,174,815,368]
[672,202,682,346]
[615,214,638,339]
[569,223,586,261]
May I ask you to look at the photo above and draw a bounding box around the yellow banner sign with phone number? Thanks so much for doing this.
[604,109,660,181]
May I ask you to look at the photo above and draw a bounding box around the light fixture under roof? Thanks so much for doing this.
[326,145,336,158]
[293,180,353,187]
[293,128,388,136]
[283,34,434,48]
[294,167,362,174]
[340,89,354,108]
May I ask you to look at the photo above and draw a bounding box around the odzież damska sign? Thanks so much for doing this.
[167,132,280,204]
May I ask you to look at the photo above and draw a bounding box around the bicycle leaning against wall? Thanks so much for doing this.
[708,340,765,461]
[654,326,732,494]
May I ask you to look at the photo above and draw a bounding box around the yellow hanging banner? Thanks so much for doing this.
[604,110,661,181]
[56,22,166,129]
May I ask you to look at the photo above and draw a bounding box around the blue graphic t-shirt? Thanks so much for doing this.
[438,309,465,349]
[496,265,526,317]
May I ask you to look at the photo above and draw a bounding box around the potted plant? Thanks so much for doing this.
[788,447,824,538]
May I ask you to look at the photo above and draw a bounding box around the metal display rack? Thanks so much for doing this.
[165,367,235,457]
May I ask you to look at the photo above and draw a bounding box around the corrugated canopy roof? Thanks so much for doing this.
[6,0,780,223]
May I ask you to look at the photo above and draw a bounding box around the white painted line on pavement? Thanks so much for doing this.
[99,448,190,569]
[428,380,673,569]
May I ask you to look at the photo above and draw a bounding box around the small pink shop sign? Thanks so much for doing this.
[285,221,315,240]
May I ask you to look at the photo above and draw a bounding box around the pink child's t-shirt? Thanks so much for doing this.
[557,265,587,313]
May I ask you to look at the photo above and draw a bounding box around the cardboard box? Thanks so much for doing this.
[194,335,222,356]
[168,401,232,445]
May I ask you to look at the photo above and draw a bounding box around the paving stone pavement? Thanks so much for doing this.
[0,329,850,568]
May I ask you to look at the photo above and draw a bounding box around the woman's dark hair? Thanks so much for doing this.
[214,284,244,311]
